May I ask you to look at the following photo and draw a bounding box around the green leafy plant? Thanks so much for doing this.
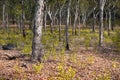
[32,63,44,74]
[112,29,120,50]
[86,56,95,64]
[56,63,76,80]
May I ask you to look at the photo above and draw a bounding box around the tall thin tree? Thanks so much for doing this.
[99,0,106,47]
[65,0,71,50]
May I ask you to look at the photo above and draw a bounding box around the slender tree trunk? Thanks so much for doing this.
[43,2,47,32]
[92,8,96,32]
[6,13,9,34]
[82,13,86,27]
[2,3,6,28]
[28,0,33,30]
[31,0,44,62]
[50,19,53,33]
[73,0,79,35]
[99,9,104,46]
[65,0,71,50]
[111,11,115,31]
[78,15,81,36]
[21,0,26,38]
[108,9,111,36]
[99,0,106,47]
[48,11,53,33]
[59,9,62,41]
[105,11,108,30]
[43,11,47,32]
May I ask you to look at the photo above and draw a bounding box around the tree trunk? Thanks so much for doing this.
[65,0,71,50]
[99,0,106,47]
[31,0,44,62]
[82,13,86,27]
[2,3,6,28]
[21,0,26,38]
[111,11,115,31]
[105,11,108,30]
[43,3,47,32]
[6,13,9,37]
[73,0,79,35]
[92,8,96,32]
[78,15,81,36]
[108,9,111,36]
[50,19,53,33]
[59,9,62,41]
[43,11,47,32]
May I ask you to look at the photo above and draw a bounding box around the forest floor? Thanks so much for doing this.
[0,47,120,80]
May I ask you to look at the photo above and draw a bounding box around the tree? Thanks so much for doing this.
[99,0,106,47]
[21,0,26,38]
[73,0,79,35]
[106,0,118,35]
[47,0,59,33]
[65,0,71,50]
[2,0,6,28]
[31,0,44,62]
[57,0,66,41]
[79,0,89,27]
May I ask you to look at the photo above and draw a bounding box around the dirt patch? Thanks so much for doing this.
[0,48,120,80]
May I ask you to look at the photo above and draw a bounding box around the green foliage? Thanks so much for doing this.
[56,63,76,80]
[69,52,77,63]
[86,56,95,64]
[32,63,44,74]
[14,64,23,74]
[112,29,120,50]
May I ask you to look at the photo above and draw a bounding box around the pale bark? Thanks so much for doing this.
[73,0,79,35]
[2,3,6,28]
[66,0,71,50]
[31,0,44,62]
[108,9,111,36]
[92,7,96,32]
[78,15,81,36]
[58,3,64,41]
[82,12,86,27]
[48,11,53,33]
[99,0,106,47]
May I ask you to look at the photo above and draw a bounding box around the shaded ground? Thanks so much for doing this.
[0,47,120,80]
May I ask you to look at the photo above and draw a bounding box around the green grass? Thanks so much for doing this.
[0,27,119,55]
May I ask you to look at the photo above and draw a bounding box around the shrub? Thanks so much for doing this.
[112,29,120,50]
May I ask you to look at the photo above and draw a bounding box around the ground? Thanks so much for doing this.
[0,47,120,80]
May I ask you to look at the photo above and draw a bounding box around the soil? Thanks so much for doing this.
[0,47,120,80]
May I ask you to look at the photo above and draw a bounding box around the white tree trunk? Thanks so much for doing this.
[73,0,79,35]
[2,4,6,28]
[108,9,111,36]
[31,0,44,62]
[66,0,71,50]
[99,0,106,47]
[92,7,96,32]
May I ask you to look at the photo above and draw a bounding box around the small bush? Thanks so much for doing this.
[112,29,120,50]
